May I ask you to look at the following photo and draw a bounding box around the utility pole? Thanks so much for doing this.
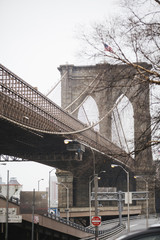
[5,170,9,240]
[32,189,35,240]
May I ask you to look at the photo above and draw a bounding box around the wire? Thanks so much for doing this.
[0,91,127,135]
[45,72,67,97]
[112,111,123,148]
[115,105,130,153]
[70,77,101,115]
[64,73,101,111]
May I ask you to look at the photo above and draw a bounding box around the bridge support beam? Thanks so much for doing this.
[56,170,73,208]
[73,177,89,207]
[56,170,90,208]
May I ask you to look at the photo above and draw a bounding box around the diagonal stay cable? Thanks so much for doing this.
[115,105,130,153]
[45,71,67,97]
[64,73,101,111]
[112,111,123,149]
[0,92,127,135]
[70,77,101,115]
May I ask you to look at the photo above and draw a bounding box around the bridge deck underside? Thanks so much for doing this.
[0,117,115,177]
[0,63,135,175]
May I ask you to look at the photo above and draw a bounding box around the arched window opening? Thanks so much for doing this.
[78,96,99,131]
[111,95,134,157]
[150,84,160,161]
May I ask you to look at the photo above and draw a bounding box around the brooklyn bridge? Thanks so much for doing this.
[0,62,156,225]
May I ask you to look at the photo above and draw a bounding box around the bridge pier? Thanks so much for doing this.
[73,177,89,207]
[56,170,89,208]
[58,63,156,217]
[56,170,73,208]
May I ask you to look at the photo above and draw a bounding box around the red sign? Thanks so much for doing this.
[34,216,39,224]
[91,216,101,226]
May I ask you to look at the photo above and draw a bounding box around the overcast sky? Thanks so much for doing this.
[0,0,121,191]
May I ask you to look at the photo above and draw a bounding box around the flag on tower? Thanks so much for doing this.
[104,43,114,53]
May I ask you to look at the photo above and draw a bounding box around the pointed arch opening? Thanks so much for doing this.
[111,95,134,157]
[78,96,99,131]
[150,84,160,161]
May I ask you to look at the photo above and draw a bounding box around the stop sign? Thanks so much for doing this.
[91,216,101,226]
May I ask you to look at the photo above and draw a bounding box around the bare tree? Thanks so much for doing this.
[80,0,159,83]
[78,0,160,156]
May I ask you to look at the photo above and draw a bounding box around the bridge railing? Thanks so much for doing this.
[7,196,94,234]
[0,64,133,165]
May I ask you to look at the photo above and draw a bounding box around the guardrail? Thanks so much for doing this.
[8,196,94,234]
[87,215,141,230]
[80,224,125,240]
[45,213,94,233]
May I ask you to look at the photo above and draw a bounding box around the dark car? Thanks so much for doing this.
[117,225,160,240]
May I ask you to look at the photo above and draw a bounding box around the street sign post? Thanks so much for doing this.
[91,216,101,226]
[0,208,22,223]
[0,215,22,223]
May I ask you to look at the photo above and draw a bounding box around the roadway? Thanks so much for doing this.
[80,216,160,240]
[109,216,160,240]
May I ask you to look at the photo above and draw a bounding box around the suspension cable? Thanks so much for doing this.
[0,92,126,135]
[115,105,130,153]
[46,72,67,97]
[64,73,101,111]
[112,111,123,149]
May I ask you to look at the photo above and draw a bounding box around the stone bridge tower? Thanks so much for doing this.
[57,63,155,214]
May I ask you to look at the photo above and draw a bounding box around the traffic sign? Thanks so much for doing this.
[0,215,22,223]
[91,216,101,226]
[34,216,39,224]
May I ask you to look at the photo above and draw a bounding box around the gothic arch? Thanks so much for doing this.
[111,94,134,156]
[77,95,99,131]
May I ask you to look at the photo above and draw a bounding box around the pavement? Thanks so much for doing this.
[108,216,160,240]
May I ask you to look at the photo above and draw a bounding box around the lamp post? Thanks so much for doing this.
[5,170,9,240]
[89,147,100,240]
[94,173,99,240]
[57,182,69,222]
[31,189,35,240]
[38,178,44,191]
[49,168,54,212]
[134,175,149,228]
[89,171,106,225]
[89,176,94,225]
[64,139,100,238]
[111,164,130,233]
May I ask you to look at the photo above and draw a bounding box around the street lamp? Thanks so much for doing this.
[64,139,100,238]
[5,170,9,240]
[89,147,100,240]
[49,168,55,212]
[56,182,69,222]
[89,171,106,225]
[134,175,149,228]
[38,178,44,191]
[111,164,130,233]
[89,176,100,226]
[0,163,8,240]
